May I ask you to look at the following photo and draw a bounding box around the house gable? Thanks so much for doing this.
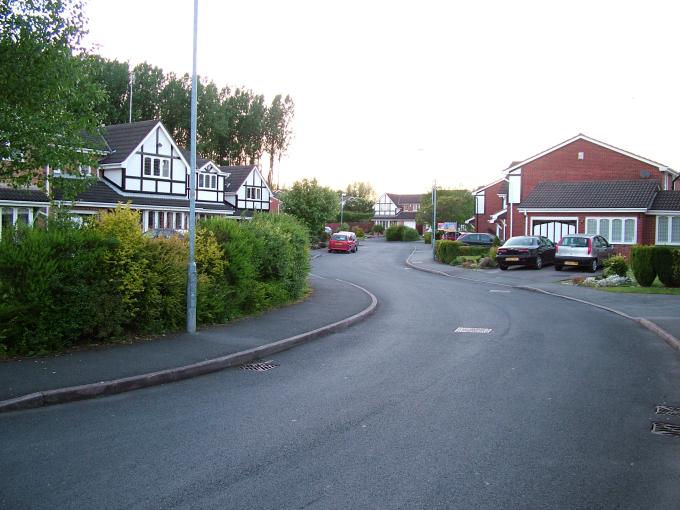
[222,165,271,212]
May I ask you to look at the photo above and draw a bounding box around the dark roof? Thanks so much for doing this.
[221,165,257,190]
[56,180,233,212]
[179,149,210,169]
[100,120,160,165]
[79,130,111,153]
[650,191,680,211]
[386,193,422,205]
[372,210,418,220]
[519,180,659,209]
[0,187,49,203]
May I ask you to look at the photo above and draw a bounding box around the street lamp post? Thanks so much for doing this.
[432,181,437,260]
[340,193,346,227]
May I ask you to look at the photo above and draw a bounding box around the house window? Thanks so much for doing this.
[162,160,170,177]
[144,157,152,176]
[246,186,261,200]
[585,217,636,244]
[198,173,217,189]
[657,216,680,245]
[153,159,161,176]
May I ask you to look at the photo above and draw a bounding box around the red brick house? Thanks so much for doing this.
[471,178,508,240]
[472,134,680,252]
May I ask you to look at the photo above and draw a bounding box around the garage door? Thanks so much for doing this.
[532,220,577,242]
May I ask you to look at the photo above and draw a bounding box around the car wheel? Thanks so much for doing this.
[589,258,597,273]
[328,249,332,253]
[554,264,562,271]
[534,256,543,270]
[499,264,508,271]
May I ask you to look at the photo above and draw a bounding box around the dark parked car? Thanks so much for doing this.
[457,233,495,247]
[496,235,556,270]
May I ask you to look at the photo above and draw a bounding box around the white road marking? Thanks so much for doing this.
[455,327,493,334]
[489,290,511,293]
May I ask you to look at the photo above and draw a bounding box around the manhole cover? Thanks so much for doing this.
[656,405,680,416]
[241,360,279,372]
[454,327,492,334]
[650,421,680,437]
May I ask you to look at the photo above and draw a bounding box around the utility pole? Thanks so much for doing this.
[432,181,437,260]
[128,70,135,123]
[186,0,198,334]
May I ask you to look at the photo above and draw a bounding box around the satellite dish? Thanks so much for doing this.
[640,170,651,178]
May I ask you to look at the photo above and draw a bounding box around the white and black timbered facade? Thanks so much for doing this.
[372,193,422,230]
[222,165,271,214]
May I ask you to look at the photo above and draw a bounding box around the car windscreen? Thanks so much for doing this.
[331,234,347,241]
[560,237,589,247]
[503,237,537,246]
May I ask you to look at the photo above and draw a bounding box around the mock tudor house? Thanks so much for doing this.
[471,134,680,252]
[372,193,423,232]
[0,119,276,237]
[221,165,271,217]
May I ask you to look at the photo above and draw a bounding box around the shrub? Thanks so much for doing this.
[371,224,385,235]
[0,223,122,356]
[651,246,680,287]
[385,225,403,241]
[336,223,350,232]
[423,232,432,244]
[402,226,419,241]
[630,245,656,287]
[603,254,628,278]
[352,226,365,238]
[672,250,680,288]
[436,240,462,263]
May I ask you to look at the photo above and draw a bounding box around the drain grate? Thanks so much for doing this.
[650,421,680,437]
[241,360,279,372]
[656,405,680,416]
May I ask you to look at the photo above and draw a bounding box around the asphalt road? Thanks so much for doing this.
[2,239,680,509]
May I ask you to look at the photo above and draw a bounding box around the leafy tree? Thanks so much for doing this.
[158,72,190,146]
[280,178,338,238]
[417,189,474,227]
[88,55,130,125]
[341,181,375,214]
[264,94,294,187]
[130,61,164,122]
[0,0,105,186]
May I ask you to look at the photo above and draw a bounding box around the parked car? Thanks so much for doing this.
[328,231,358,253]
[554,234,614,272]
[496,235,556,270]
[440,231,462,240]
[143,228,186,239]
[457,233,496,247]
[324,226,333,235]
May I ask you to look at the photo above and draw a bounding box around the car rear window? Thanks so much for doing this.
[560,237,589,247]
[504,237,537,246]
[331,234,347,241]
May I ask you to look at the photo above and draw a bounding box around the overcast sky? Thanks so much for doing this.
[84,0,680,195]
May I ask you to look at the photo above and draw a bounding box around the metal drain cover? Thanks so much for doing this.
[656,405,680,416]
[650,421,680,437]
[241,360,279,372]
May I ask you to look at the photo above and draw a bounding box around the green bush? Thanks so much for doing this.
[336,222,350,232]
[650,246,680,287]
[352,226,365,238]
[402,226,419,241]
[371,224,385,234]
[423,232,432,244]
[436,240,489,263]
[0,223,122,357]
[630,245,656,287]
[603,254,628,278]
[385,225,403,241]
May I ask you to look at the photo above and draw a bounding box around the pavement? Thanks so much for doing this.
[0,274,377,412]
[407,244,680,352]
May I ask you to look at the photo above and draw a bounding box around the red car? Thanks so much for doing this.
[328,232,358,253]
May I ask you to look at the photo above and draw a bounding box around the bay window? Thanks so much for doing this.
[585,217,636,244]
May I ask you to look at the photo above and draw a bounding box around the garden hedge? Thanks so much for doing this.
[651,246,680,287]
[0,207,310,358]
[436,240,489,264]
[630,245,656,287]
[385,225,419,242]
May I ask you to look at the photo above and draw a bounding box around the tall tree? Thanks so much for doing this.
[130,62,164,122]
[280,178,338,238]
[417,189,475,227]
[158,72,190,147]
[264,94,294,187]
[88,55,130,125]
[0,0,105,186]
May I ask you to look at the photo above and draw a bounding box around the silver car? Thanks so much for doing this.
[554,234,614,272]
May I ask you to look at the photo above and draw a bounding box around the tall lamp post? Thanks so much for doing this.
[432,181,437,260]
[186,0,199,334]
[340,193,346,227]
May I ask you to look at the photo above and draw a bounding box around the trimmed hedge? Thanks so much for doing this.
[0,208,310,357]
[630,245,656,287]
[436,240,489,264]
[652,246,678,287]
[385,225,419,242]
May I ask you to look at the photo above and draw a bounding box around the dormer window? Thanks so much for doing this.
[198,172,217,189]
[246,186,262,200]
[144,157,171,178]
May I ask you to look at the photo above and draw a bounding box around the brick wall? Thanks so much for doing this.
[476,180,505,237]
[509,139,665,239]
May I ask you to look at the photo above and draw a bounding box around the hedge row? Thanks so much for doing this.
[435,240,489,264]
[630,245,680,287]
[0,207,310,357]
[385,225,419,241]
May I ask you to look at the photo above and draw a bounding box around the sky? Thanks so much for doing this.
[84,0,680,195]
